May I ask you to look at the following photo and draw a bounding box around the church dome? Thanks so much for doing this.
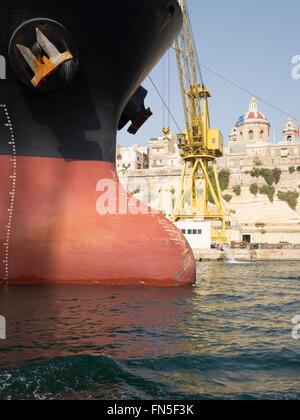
[244,98,267,121]
[231,98,270,145]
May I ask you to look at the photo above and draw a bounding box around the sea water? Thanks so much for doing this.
[0,261,299,400]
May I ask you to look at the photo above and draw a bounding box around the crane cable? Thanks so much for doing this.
[151,46,300,135]
[161,51,172,129]
[148,74,183,134]
[197,61,300,124]
[162,56,166,128]
[168,48,171,129]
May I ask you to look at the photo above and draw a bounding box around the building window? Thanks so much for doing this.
[197,230,202,235]
[187,230,192,235]
[260,130,264,139]
[287,136,292,142]
[181,229,186,234]
[117,155,122,160]
[249,130,254,140]
[242,235,251,244]
[193,229,197,235]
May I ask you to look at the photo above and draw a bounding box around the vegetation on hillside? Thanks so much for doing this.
[255,222,265,228]
[250,168,274,185]
[249,183,259,196]
[131,187,141,195]
[207,167,299,211]
[233,185,241,196]
[208,168,231,204]
[277,191,299,210]
[218,169,231,191]
[289,166,296,174]
[259,185,275,203]
[272,168,282,185]
[223,194,233,203]
[253,159,263,166]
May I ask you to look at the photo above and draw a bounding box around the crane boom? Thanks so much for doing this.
[173,0,229,244]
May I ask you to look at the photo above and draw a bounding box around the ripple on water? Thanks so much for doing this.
[0,261,299,400]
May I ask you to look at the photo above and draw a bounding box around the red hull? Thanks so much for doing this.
[0,156,196,286]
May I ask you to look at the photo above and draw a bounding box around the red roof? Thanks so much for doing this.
[245,111,266,120]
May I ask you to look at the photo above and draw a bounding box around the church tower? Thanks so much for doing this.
[283,117,297,143]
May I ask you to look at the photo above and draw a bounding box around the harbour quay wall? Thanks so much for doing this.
[193,248,300,261]
[233,248,300,261]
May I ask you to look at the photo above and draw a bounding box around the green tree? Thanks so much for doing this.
[218,169,231,191]
[250,168,274,185]
[261,168,274,186]
[289,166,296,174]
[223,194,233,203]
[272,168,282,185]
[233,185,241,196]
[253,159,263,166]
[259,185,275,203]
[208,168,231,204]
[249,183,259,196]
[208,167,217,204]
[277,191,299,210]
[250,168,262,178]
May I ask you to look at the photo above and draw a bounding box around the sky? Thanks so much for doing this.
[117,0,300,148]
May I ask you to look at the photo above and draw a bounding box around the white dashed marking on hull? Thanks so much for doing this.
[0,104,16,283]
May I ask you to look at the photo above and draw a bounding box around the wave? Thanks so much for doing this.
[1,351,300,400]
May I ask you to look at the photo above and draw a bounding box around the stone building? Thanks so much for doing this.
[218,98,300,170]
[148,131,181,169]
[116,144,148,171]
[229,97,270,152]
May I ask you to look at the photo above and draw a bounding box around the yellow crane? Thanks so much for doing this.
[172,0,229,244]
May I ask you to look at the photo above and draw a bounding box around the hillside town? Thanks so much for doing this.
[117,98,300,247]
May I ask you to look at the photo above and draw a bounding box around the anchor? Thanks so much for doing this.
[16,28,73,88]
